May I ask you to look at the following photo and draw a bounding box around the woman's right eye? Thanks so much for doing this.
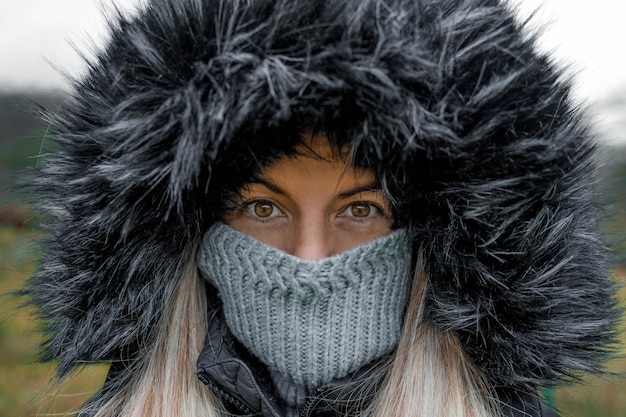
[244,200,283,219]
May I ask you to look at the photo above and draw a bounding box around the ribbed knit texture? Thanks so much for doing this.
[197,222,411,388]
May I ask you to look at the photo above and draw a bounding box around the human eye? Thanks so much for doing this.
[340,202,382,218]
[244,199,284,219]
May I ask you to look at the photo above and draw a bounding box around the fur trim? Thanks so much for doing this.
[27,0,618,389]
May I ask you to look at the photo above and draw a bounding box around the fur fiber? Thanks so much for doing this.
[27,0,619,390]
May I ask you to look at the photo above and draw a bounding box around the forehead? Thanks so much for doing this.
[256,134,376,186]
[292,132,350,163]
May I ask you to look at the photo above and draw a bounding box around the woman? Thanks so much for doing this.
[26,0,619,416]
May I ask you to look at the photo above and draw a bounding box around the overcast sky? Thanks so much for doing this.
[2,0,625,142]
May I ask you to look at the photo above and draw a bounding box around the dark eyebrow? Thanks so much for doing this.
[248,177,286,195]
[337,181,382,199]
[248,177,381,199]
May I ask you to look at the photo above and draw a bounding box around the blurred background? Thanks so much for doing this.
[0,0,625,416]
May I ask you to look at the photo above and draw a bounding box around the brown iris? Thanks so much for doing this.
[351,203,371,217]
[253,201,274,217]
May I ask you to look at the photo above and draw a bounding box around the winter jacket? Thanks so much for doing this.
[196,312,555,417]
[26,0,618,415]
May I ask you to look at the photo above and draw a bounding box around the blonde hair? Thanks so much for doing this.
[89,256,225,417]
[366,255,498,417]
[87,254,497,417]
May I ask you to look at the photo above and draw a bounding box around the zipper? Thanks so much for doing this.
[298,388,324,417]
[197,372,255,416]
[298,397,316,417]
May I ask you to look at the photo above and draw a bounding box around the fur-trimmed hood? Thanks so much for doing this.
[28,0,618,390]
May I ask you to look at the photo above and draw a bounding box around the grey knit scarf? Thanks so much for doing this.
[197,222,411,389]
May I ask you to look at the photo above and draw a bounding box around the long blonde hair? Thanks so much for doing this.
[89,257,225,417]
[88,254,497,417]
[366,255,497,417]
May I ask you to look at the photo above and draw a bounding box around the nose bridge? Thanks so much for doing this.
[292,216,332,260]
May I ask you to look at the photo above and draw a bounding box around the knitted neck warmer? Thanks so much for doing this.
[197,222,411,389]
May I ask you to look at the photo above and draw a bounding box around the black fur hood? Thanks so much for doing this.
[27,0,618,390]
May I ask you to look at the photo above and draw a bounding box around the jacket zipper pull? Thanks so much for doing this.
[299,387,327,417]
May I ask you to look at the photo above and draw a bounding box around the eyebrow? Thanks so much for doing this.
[249,177,286,195]
[337,181,382,199]
[248,177,382,199]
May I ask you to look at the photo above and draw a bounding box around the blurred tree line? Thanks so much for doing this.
[0,93,62,226]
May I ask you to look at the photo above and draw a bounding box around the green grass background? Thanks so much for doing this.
[0,94,624,416]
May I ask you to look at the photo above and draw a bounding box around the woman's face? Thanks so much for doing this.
[224,134,393,259]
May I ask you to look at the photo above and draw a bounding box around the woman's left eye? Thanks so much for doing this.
[244,200,283,219]
[341,203,380,218]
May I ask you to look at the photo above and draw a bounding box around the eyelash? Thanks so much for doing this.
[242,200,284,219]
[238,200,386,221]
[340,202,382,219]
